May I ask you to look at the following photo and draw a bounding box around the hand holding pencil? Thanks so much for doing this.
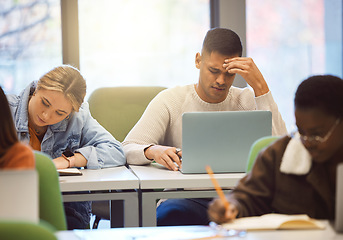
[206,165,238,224]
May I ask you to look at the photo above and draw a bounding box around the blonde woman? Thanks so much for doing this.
[7,65,126,229]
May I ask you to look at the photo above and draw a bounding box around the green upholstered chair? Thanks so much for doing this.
[0,221,57,240]
[88,86,166,228]
[34,151,67,231]
[88,86,167,142]
[246,136,279,172]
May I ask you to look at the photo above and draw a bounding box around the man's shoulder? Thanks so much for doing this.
[162,84,192,94]
[155,84,193,101]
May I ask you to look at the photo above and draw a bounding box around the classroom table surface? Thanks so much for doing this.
[129,163,245,189]
[59,166,139,192]
[58,166,140,228]
[56,221,343,240]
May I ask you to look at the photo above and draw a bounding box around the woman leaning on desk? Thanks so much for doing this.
[6,65,126,229]
[0,86,34,169]
[208,75,343,223]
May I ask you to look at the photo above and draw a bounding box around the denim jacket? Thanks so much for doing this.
[7,81,126,168]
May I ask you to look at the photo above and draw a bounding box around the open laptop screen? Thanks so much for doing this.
[181,110,272,174]
[0,170,39,223]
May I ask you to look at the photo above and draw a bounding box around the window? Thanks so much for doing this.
[78,0,210,98]
[0,0,62,94]
[246,0,342,131]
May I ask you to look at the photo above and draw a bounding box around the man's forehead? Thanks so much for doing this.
[203,51,237,62]
[203,53,231,70]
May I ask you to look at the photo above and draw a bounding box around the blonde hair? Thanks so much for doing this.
[37,65,86,112]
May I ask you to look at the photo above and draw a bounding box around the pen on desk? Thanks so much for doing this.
[205,165,230,212]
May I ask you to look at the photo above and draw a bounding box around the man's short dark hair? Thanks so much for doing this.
[294,75,343,118]
[202,28,243,57]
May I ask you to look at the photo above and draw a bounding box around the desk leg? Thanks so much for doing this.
[141,192,159,227]
[123,194,139,227]
[110,200,124,228]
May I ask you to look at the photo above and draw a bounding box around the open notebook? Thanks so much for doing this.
[58,167,82,176]
[180,111,272,174]
[0,170,39,223]
[222,213,325,231]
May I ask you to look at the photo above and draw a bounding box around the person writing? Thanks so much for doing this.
[208,75,343,223]
[6,65,126,229]
[0,86,34,169]
[123,27,287,225]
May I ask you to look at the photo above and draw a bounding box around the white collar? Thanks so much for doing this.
[280,133,312,175]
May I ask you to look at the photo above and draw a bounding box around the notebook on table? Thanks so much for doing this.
[222,213,325,231]
[335,162,343,232]
[0,170,39,223]
[180,111,272,174]
[58,167,82,176]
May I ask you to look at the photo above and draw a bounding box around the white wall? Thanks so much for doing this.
[219,0,247,88]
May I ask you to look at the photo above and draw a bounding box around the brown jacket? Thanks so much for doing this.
[229,136,339,220]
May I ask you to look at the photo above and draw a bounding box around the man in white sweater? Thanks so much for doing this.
[123,27,287,225]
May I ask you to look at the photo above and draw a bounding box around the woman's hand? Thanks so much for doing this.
[53,156,70,169]
[53,153,87,169]
[208,197,238,224]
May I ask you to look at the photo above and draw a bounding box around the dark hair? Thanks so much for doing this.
[0,86,18,157]
[202,28,243,57]
[294,75,343,118]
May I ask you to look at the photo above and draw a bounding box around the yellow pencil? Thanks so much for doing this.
[205,165,230,211]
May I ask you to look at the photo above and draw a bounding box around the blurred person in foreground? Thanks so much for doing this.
[209,75,343,223]
[0,86,34,169]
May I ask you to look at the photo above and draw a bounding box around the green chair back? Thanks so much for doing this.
[88,86,166,142]
[0,221,57,240]
[246,136,279,172]
[88,86,166,228]
[34,151,67,231]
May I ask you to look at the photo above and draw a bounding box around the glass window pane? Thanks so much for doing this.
[78,0,210,98]
[246,0,342,131]
[0,0,62,94]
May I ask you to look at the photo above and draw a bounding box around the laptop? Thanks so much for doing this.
[0,170,39,223]
[335,163,343,232]
[180,111,272,174]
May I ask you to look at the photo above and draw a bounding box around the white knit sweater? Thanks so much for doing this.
[123,84,287,165]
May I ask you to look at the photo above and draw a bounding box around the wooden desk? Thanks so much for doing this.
[59,166,140,227]
[56,222,343,240]
[129,163,245,227]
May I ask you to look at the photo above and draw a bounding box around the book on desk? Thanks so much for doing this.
[222,213,326,231]
[58,167,82,176]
